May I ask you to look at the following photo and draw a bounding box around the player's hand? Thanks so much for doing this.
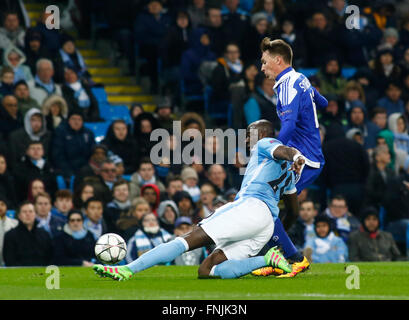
[290,156,305,175]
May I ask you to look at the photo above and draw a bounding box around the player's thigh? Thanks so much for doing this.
[219,219,275,261]
[199,197,273,247]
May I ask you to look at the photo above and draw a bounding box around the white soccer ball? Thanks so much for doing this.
[95,233,127,265]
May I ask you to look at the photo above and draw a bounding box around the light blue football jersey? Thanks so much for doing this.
[235,137,297,220]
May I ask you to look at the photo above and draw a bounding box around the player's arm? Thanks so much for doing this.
[281,192,299,231]
[312,86,328,110]
[272,145,305,175]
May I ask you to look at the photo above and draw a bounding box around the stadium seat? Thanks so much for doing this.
[99,104,132,125]
[6,210,15,219]
[180,79,204,104]
[91,87,108,104]
[56,175,75,192]
[122,174,132,181]
[84,121,112,142]
[379,207,386,230]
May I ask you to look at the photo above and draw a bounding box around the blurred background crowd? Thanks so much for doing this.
[0,0,409,267]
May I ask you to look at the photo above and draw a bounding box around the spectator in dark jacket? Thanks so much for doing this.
[102,120,140,175]
[61,67,101,122]
[32,12,61,57]
[51,111,95,178]
[160,10,191,97]
[210,42,244,104]
[364,145,396,210]
[53,210,96,266]
[203,7,227,58]
[0,153,18,209]
[73,144,108,190]
[348,207,402,262]
[133,112,160,158]
[181,27,217,101]
[305,11,340,67]
[0,95,23,139]
[383,158,409,244]
[134,0,172,94]
[3,202,53,266]
[23,28,53,76]
[13,141,57,203]
[8,107,51,165]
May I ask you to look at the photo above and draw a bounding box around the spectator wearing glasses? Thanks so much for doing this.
[54,210,96,266]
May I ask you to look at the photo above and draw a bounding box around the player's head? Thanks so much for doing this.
[260,37,293,80]
[246,119,274,149]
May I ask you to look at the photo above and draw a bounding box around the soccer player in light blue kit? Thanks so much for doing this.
[93,120,306,280]
[252,38,329,277]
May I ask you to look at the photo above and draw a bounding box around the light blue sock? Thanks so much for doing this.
[212,256,266,279]
[126,237,188,273]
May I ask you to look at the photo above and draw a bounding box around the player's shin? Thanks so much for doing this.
[210,256,266,279]
[126,237,189,273]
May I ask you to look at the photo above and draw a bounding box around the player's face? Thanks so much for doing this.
[261,51,279,80]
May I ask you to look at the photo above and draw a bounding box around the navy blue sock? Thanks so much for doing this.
[269,218,302,261]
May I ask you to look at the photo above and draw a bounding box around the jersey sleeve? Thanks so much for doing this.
[256,138,283,160]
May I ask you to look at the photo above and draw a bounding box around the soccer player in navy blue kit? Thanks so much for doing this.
[252,38,328,277]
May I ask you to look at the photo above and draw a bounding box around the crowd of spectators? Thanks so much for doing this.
[1,0,409,267]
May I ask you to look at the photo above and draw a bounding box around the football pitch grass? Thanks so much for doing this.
[1,262,409,300]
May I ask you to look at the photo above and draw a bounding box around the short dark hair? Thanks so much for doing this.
[55,189,73,200]
[371,106,387,118]
[17,201,34,215]
[138,157,153,170]
[330,194,347,204]
[113,178,129,190]
[84,196,103,209]
[260,37,293,65]
[166,174,183,186]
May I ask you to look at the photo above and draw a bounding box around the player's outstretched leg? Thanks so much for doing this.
[93,237,189,281]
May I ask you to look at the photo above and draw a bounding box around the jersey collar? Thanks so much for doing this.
[273,66,293,89]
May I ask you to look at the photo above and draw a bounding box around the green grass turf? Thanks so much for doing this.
[0,262,409,300]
